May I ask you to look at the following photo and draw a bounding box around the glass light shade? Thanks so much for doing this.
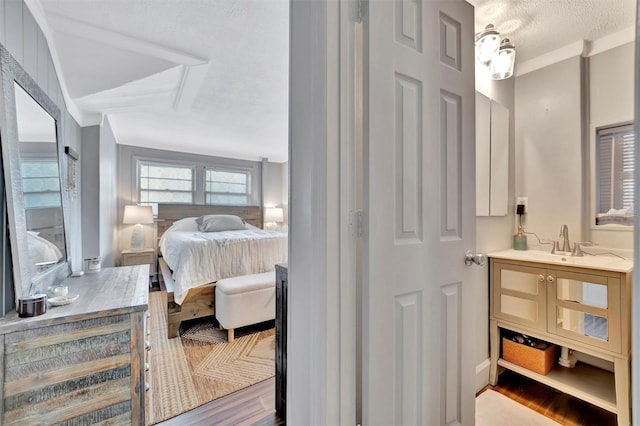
[490,38,516,80]
[264,207,284,223]
[475,24,500,65]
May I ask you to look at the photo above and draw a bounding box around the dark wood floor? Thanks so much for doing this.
[488,370,617,426]
[158,369,616,425]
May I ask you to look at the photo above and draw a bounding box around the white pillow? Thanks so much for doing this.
[196,215,247,232]
[167,217,199,232]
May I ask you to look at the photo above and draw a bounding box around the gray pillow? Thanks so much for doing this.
[196,215,247,232]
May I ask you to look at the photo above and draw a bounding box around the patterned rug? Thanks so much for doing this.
[146,292,275,425]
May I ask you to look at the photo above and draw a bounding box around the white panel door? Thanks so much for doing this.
[363,1,476,424]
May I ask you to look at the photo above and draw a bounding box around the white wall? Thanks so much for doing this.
[515,56,585,245]
[589,42,634,250]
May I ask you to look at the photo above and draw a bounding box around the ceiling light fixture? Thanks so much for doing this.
[475,24,516,80]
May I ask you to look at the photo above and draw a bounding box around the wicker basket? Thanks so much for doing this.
[502,337,557,375]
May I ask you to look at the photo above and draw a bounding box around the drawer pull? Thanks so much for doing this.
[547,275,555,283]
[145,382,150,392]
[146,341,151,351]
[145,362,150,371]
[538,275,545,282]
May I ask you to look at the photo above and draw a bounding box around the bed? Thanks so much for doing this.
[156,204,287,338]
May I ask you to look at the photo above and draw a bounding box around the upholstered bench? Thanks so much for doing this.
[215,271,276,342]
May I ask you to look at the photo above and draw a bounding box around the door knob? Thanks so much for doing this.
[465,251,487,266]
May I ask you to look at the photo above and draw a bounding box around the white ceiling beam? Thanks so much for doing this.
[173,63,211,112]
[46,12,207,66]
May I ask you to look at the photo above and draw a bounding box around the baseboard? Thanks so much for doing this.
[475,358,491,392]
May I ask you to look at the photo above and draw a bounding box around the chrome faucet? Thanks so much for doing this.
[559,224,570,252]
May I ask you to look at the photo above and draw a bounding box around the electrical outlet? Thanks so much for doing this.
[516,197,528,214]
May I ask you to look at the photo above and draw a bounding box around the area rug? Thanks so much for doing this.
[476,390,562,426]
[145,291,275,425]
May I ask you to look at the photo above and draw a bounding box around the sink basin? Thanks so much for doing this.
[487,249,633,272]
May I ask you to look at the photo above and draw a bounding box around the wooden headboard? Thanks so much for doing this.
[156,204,263,240]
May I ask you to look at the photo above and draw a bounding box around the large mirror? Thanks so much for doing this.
[15,83,66,275]
[0,44,70,303]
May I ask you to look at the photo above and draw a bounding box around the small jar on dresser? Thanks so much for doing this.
[0,265,149,425]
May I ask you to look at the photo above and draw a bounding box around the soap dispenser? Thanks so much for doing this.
[513,226,527,250]
[513,204,527,250]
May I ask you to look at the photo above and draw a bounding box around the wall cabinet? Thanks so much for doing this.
[489,255,631,425]
[0,265,149,425]
[476,92,509,216]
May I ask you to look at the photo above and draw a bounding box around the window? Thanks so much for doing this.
[596,123,634,219]
[138,161,194,204]
[21,160,61,208]
[205,169,250,205]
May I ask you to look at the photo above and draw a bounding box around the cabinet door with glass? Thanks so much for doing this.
[492,262,547,331]
[547,270,621,353]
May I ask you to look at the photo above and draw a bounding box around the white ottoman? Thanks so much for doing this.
[215,271,276,342]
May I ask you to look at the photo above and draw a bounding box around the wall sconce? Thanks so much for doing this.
[123,205,154,250]
[264,207,284,229]
[475,24,516,80]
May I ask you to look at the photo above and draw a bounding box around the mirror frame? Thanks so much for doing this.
[0,43,71,303]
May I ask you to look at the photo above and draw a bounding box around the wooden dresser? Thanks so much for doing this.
[0,265,149,425]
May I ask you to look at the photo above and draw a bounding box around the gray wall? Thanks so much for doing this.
[116,144,285,256]
[589,42,634,250]
[99,117,118,266]
[81,120,118,267]
[515,56,585,245]
[474,75,516,389]
[0,0,83,273]
[81,125,99,259]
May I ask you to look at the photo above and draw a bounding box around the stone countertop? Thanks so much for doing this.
[488,249,633,273]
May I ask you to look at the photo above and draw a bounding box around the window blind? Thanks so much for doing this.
[596,124,635,214]
[138,161,194,204]
[205,169,250,205]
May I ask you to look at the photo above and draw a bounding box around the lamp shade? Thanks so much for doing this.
[123,205,154,224]
[264,207,284,223]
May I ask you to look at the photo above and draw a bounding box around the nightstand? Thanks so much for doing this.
[121,248,156,277]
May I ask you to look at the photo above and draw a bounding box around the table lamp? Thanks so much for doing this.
[123,205,154,250]
[264,207,284,229]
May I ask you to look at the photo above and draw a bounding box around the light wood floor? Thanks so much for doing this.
[158,369,617,425]
[156,377,282,426]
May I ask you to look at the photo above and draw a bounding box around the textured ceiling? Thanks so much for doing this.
[32,1,634,163]
[37,0,289,162]
[474,0,636,64]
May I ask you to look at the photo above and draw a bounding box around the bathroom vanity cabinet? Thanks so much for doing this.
[0,265,149,425]
[489,251,632,426]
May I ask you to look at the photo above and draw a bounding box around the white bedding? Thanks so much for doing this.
[159,219,287,305]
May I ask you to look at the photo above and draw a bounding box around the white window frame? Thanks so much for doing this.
[203,166,252,206]
[590,121,635,231]
[137,160,195,204]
